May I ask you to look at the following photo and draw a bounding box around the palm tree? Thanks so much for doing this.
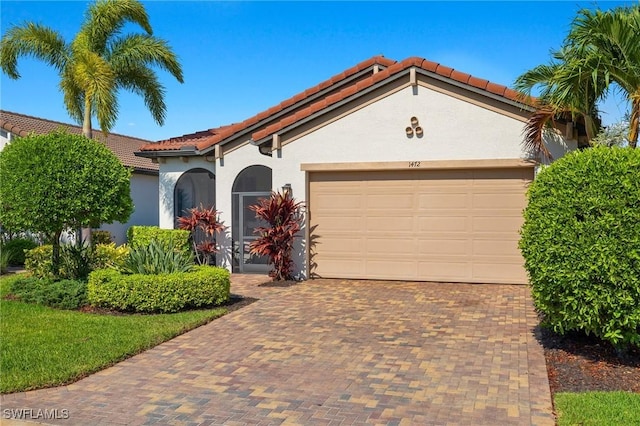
[514,47,606,159]
[514,5,640,157]
[566,6,640,148]
[0,0,183,139]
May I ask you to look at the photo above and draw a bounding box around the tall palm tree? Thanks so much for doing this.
[514,5,639,157]
[566,5,640,148]
[0,0,183,139]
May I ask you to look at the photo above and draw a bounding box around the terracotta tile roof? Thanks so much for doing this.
[0,110,158,173]
[139,55,395,153]
[138,55,530,154]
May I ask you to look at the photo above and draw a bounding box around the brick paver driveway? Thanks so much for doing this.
[1,276,554,425]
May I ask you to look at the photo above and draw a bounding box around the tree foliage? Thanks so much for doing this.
[0,0,183,138]
[514,5,640,156]
[0,130,132,273]
[519,146,640,350]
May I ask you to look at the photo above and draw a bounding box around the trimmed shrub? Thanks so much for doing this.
[520,146,640,349]
[4,238,38,266]
[10,276,87,310]
[127,226,190,255]
[87,266,230,313]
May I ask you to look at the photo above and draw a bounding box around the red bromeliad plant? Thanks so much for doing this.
[177,204,224,265]
[249,191,304,281]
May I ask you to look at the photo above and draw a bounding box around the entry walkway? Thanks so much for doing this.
[1,276,554,425]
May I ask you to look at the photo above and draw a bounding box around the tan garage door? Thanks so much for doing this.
[308,167,533,284]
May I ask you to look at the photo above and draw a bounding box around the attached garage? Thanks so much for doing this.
[307,161,534,284]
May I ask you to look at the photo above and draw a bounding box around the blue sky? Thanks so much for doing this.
[0,1,635,142]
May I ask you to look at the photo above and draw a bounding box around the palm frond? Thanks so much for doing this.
[80,0,151,54]
[116,64,166,126]
[0,23,68,78]
[108,34,184,83]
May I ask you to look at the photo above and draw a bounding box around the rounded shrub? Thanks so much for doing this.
[520,146,640,349]
[87,266,231,313]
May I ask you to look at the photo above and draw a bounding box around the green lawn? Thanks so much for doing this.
[0,274,227,393]
[555,391,640,425]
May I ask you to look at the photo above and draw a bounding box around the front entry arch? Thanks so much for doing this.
[174,168,215,225]
[232,165,272,273]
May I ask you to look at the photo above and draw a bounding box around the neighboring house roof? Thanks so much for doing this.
[0,110,158,174]
[137,55,531,158]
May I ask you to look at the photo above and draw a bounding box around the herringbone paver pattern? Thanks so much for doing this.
[1,276,554,425]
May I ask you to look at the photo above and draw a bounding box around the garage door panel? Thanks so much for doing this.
[317,259,363,277]
[473,263,527,283]
[418,216,469,232]
[366,260,417,278]
[317,236,363,253]
[314,195,364,211]
[418,238,469,255]
[473,239,520,256]
[309,167,533,284]
[317,216,363,231]
[366,215,414,232]
[366,238,416,255]
[473,193,527,209]
[367,193,414,209]
[417,261,472,281]
[473,216,522,233]
[417,193,470,209]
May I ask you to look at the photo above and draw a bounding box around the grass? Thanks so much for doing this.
[0,274,228,394]
[555,391,640,425]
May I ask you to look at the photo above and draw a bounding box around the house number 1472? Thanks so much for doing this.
[409,161,421,168]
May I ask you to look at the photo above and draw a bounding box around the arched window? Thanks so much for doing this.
[232,165,272,272]
[174,168,215,225]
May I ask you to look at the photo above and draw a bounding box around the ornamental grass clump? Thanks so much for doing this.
[249,191,304,281]
[519,146,640,351]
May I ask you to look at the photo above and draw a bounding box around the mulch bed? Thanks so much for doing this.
[538,326,640,396]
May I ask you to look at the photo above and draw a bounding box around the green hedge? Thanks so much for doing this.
[127,226,190,254]
[87,266,230,313]
[520,146,640,349]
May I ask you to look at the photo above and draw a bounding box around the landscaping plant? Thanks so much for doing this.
[0,130,132,277]
[3,238,37,266]
[88,265,230,313]
[249,190,304,281]
[120,238,193,275]
[519,146,640,351]
[177,205,225,265]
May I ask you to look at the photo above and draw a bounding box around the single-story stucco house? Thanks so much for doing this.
[136,55,577,284]
[0,110,159,245]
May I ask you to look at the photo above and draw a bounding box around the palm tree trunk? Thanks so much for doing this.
[78,96,93,247]
[83,96,93,140]
[629,94,639,149]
